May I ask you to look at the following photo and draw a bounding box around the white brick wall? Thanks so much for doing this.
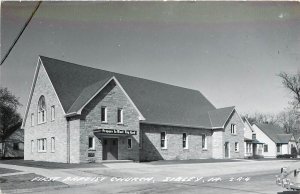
[24,63,68,163]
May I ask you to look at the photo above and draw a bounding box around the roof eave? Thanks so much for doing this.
[65,76,146,121]
[140,121,216,130]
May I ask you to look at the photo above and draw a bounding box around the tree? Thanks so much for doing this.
[278,71,300,108]
[244,112,278,125]
[0,87,22,140]
[277,107,300,134]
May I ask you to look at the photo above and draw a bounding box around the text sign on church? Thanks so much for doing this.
[94,128,137,135]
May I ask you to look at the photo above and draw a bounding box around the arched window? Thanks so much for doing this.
[38,95,46,123]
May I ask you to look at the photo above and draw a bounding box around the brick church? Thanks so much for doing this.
[22,56,245,163]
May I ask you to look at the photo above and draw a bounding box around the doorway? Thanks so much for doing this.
[103,138,118,160]
[225,142,230,158]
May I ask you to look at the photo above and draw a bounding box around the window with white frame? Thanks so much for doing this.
[161,132,167,149]
[231,124,236,134]
[37,138,47,152]
[51,106,55,121]
[51,137,55,152]
[183,133,188,149]
[88,137,95,150]
[37,96,46,124]
[117,108,123,124]
[101,107,107,123]
[202,134,207,149]
[127,138,132,149]
[31,140,34,153]
[235,142,239,152]
[31,113,34,126]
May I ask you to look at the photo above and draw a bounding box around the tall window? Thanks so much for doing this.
[38,96,46,124]
[31,113,34,126]
[101,107,107,123]
[161,132,167,149]
[127,138,132,149]
[264,144,268,152]
[31,140,34,153]
[231,124,236,134]
[37,138,47,152]
[117,108,123,124]
[51,137,55,152]
[202,134,207,149]
[183,133,188,149]
[51,106,55,121]
[88,137,95,150]
[235,142,239,152]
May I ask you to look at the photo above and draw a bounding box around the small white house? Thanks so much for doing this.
[243,118,263,158]
[252,123,296,158]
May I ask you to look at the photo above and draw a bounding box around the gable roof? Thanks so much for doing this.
[254,123,293,144]
[2,122,22,140]
[208,106,235,128]
[38,56,236,129]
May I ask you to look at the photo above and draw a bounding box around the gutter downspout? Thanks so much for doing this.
[67,118,70,163]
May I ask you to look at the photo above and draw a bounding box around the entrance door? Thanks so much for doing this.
[103,138,118,160]
[253,144,257,156]
[225,142,230,158]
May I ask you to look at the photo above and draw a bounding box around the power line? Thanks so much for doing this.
[1,1,42,66]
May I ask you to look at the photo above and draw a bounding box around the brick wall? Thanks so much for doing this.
[223,110,245,158]
[24,63,68,163]
[79,81,140,162]
[140,124,212,161]
[212,129,223,159]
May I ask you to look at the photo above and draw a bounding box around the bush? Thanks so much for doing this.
[277,154,297,159]
[292,147,298,156]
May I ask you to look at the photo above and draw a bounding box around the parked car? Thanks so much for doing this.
[276,162,300,190]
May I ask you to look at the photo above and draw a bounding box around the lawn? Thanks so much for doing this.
[0,167,20,174]
[0,173,67,191]
[0,159,106,169]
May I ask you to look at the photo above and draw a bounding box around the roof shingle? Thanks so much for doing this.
[40,56,236,128]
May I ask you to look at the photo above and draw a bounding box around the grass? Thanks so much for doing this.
[0,159,107,169]
[0,173,67,191]
[0,167,20,174]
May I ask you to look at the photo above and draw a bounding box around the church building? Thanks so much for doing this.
[22,56,245,163]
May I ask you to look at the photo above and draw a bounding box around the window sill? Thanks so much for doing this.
[38,151,47,153]
[117,123,124,125]
[183,148,189,150]
[37,122,47,125]
[202,148,208,151]
[88,149,96,151]
[161,148,168,150]
[101,122,108,124]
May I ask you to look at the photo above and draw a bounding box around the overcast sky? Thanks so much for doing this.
[1,1,300,118]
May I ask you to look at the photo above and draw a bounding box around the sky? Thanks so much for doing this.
[1,1,300,118]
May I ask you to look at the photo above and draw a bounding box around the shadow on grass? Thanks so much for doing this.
[0,159,107,169]
[0,173,67,191]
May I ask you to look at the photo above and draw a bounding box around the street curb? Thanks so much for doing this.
[0,184,69,194]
